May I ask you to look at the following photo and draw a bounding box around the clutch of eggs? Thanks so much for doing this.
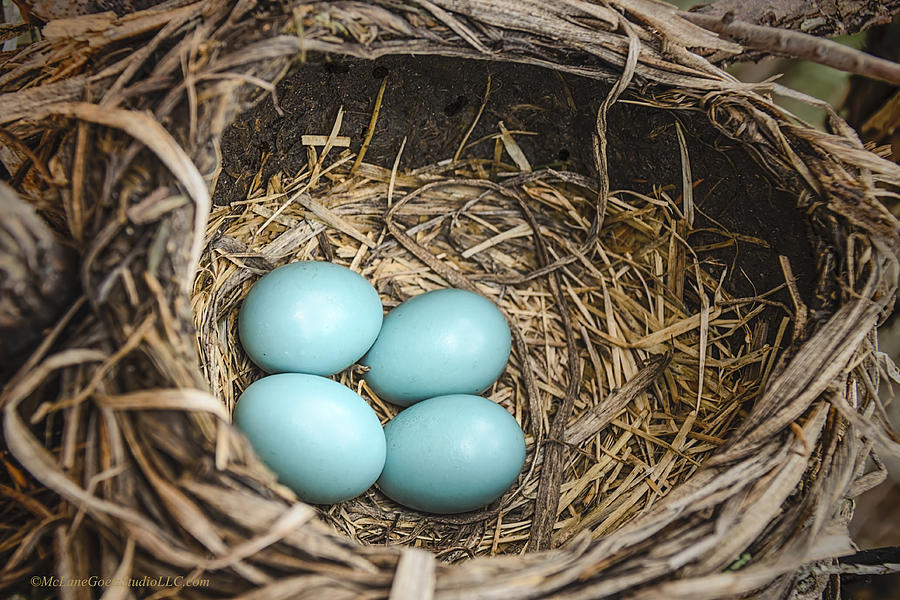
[234,261,524,512]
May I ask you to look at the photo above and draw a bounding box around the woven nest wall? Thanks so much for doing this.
[2,1,900,599]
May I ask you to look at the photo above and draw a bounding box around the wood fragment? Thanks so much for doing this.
[302,134,351,147]
[498,121,532,172]
[388,548,434,600]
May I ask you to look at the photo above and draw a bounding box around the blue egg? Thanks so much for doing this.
[238,261,383,375]
[378,394,525,514]
[362,289,511,406]
[234,373,386,504]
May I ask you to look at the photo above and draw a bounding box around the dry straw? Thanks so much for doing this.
[1,1,900,599]
[201,159,770,559]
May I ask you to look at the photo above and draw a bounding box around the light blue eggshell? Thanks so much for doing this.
[377,394,525,514]
[238,261,383,375]
[234,373,386,504]
[362,288,511,406]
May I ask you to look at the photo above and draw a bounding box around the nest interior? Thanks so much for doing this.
[2,2,899,599]
[216,54,819,307]
[197,54,826,562]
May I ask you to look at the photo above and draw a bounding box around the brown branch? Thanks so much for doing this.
[690,0,900,38]
[680,11,900,85]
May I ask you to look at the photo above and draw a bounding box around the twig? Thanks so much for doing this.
[565,353,672,447]
[778,255,809,343]
[691,0,900,38]
[680,11,900,85]
[453,75,491,162]
[520,188,582,552]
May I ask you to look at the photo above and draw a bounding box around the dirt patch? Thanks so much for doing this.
[215,55,589,201]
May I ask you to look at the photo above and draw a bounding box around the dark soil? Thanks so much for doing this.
[215,55,593,200]
[215,54,820,338]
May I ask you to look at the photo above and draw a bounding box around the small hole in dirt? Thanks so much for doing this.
[443,95,468,117]
[324,62,350,74]
[372,66,389,79]
[557,149,570,161]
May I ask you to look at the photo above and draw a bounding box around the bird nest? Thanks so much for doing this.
[2,1,900,599]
